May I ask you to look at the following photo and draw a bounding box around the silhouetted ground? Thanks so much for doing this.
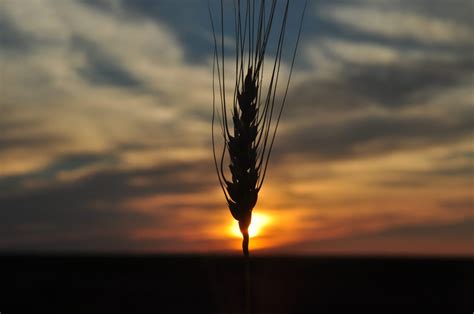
[1,254,472,313]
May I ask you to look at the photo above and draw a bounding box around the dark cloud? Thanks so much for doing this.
[79,0,118,12]
[0,115,66,152]
[396,0,474,26]
[428,164,474,178]
[286,58,474,117]
[275,218,474,254]
[371,161,473,188]
[0,153,119,194]
[316,0,474,50]
[278,107,473,161]
[439,198,473,212]
[381,218,474,239]
[1,153,215,198]
[72,36,143,88]
[0,155,217,251]
[275,52,474,162]
[435,149,474,163]
[316,20,473,54]
[100,0,210,63]
[81,0,308,64]
[0,13,36,53]
[0,135,64,152]
[0,114,36,131]
[0,122,64,155]
[347,60,473,107]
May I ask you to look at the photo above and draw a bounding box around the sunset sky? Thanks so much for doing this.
[1,0,472,255]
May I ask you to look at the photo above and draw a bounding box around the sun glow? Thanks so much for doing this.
[230,212,271,238]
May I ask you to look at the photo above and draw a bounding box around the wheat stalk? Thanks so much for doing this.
[209,1,305,312]
[210,0,305,255]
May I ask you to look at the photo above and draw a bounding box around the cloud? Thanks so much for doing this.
[278,107,473,161]
[0,156,219,251]
[0,13,37,54]
[0,0,214,173]
[0,152,119,195]
[274,218,474,255]
[287,58,473,119]
[112,0,212,63]
[72,36,143,88]
[279,20,473,162]
[440,197,473,209]
[0,119,65,152]
[319,3,473,45]
[304,0,473,81]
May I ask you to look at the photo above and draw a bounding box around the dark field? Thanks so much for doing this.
[1,255,472,313]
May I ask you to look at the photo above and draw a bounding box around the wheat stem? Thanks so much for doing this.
[210,1,306,312]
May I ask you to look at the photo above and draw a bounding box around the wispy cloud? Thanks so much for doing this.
[320,5,473,45]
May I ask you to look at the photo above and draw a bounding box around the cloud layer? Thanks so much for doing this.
[1,0,472,255]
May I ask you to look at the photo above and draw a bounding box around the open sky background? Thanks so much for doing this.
[1,0,473,255]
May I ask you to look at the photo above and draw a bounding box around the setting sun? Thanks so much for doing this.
[230,212,271,238]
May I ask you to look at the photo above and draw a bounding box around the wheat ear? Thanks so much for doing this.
[210,0,306,255]
[210,2,305,313]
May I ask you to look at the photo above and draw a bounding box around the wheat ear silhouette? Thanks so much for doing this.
[210,0,305,255]
[210,2,305,312]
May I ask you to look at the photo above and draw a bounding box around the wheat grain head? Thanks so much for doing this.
[210,0,306,256]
